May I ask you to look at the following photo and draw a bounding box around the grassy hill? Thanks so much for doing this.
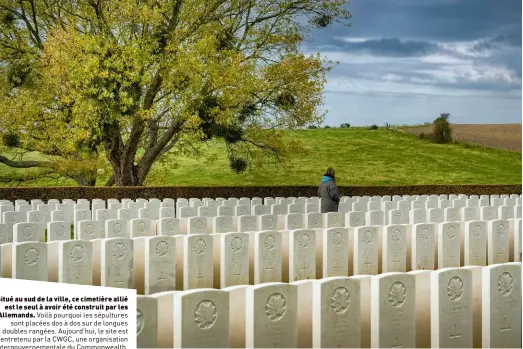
[0,127,521,187]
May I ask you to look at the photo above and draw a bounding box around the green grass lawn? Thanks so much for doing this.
[1,128,520,186]
[162,128,521,186]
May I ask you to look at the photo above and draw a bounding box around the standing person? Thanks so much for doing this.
[318,167,340,213]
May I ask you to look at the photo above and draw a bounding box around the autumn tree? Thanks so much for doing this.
[0,0,351,186]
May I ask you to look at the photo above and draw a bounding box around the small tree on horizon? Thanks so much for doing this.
[432,113,453,144]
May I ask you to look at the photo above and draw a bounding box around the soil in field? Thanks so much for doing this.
[404,124,522,152]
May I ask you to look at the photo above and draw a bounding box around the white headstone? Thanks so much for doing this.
[383,225,407,273]
[130,218,154,238]
[158,218,181,236]
[188,217,208,234]
[481,262,522,349]
[254,231,282,283]
[430,268,473,348]
[464,221,487,266]
[136,296,158,348]
[101,237,134,288]
[321,228,348,278]
[438,222,461,268]
[498,205,514,220]
[159,207,175,219]
[487,220,510,264]
[313,277,361,348]
[218,206,234,217]
[105,219,129,239]
[515,219,522,262]
[388,209,408,225]
[174,289,229,348]
[306,213,323,229]
[289,229,316,281]
[345,211,365,228]
[77,220,103,240]
[353,227,378,275]
[13,222,44,243]
[48,221,70,241]
[252,205,269,216]
[144,236,176,295]
[285,213,305,231]
[178,206,197,218]
[118,208,138,221]
[271,204,287,216]
[58,240,92,285]
[238,215,258,233]
[411,223,435,270]
[428,208,443,223]
[0,224,8,245]
[213,216,233,234]
[323,212,342,228]
[12,242,48,281]
[371,273,416,348]
[183,234,213,290]
[444,207,461,222]
[481,206,498,221]
[220,232,249,287]
[246,283,298,348]
[236,205,250,217]
[258,214,278,231]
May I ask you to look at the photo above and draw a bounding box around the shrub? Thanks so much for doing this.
[340,123,351,128]
[369,124,378,130]
[432,113,453,144]
[2,132,21,148]
[324,125,331,129]
[419,132,426,140]
[307,125,318,129]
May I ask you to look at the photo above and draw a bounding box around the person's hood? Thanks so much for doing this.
[322,176,333,183]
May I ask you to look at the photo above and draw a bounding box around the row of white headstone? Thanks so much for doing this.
[134,264,522,348]
[1,219,521,295]
[0,203,521,244]
[0,194,520,224]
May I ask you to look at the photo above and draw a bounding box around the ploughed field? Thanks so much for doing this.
[403,123,522,152]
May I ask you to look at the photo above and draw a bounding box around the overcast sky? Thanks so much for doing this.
[302,0,522,126]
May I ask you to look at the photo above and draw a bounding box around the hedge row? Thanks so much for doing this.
[0,184,519,201]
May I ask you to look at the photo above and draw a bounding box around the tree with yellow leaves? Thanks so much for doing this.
[0,0,350,186]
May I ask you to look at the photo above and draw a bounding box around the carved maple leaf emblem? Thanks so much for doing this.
[230,237,243,251]
[156,241,170,257]
[194,301,217,330]
[330,287,351,314]
[193,239,207,254]
[447,277,464,301]
[112,243,127,260]
[70,245,85,262]
[264,235,276,250]
[388,282,406,308]
[498,272,513,296]
[265,293,286,321]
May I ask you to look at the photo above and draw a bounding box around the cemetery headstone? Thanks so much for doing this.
[430,268,473,348]
[183,234,213,290]
[246,283,298,348]
[173,289,229,348]
[481,262,522,349]
[371,273,416,348]
[58,240,92,285]
[144,236,176,295]
[313,276,361,348]
[12,242,48,281]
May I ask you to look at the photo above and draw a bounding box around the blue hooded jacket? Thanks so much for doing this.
[322,175,334,183]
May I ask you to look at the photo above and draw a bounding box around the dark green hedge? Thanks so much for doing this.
[0,184,519,201]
